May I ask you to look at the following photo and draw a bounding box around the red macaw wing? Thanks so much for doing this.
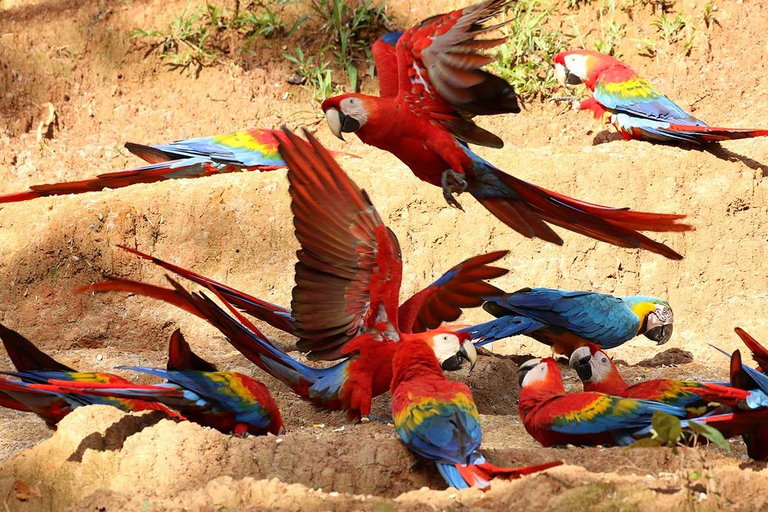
[398,250,509,333]
[735,328,768,372]
[372,32,402,98]
[395,0,518,148]
[0,324,74,372]
[167,329,218,372]
[278,128,403,361]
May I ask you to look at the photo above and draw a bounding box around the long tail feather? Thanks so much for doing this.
[735,328,768,372]
[0,324,74,372]
[167,329,217,372]
[665,125,768,143]
[454,460,563,490]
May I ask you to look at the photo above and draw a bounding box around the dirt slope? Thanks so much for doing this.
[1,0,768,509]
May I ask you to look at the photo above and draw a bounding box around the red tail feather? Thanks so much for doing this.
[735,328,768,372]
[457,460,563,489]
[667,125,768,142]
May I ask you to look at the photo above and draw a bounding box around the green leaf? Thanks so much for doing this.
[687,421,731,453]
[626,438,664,450]
[347,63,358,92]
[652,411,683,446]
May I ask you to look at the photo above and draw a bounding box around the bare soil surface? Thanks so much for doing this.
[1,0,768,509]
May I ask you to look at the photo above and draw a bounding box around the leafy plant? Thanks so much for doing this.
[652,12,688,44]
[284,45,337,101]
[628,412,731,454]
[131,4,219,75]
[594,0,626,56]
[487,0,572,100]
[303,0,391,91]
[701,2,719,29]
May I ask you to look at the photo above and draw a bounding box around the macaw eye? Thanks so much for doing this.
[600,357,608,363]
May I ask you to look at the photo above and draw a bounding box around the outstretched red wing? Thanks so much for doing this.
[278,129,403,360]
[395,0,518,148]
[398,251,509,333]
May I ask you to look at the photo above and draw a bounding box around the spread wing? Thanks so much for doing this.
[482,288,639,345]
[278,129,403,360]
[594,65,702,125]
[372,31,403,98]
[398,250,508,333]
[395,0,519,148]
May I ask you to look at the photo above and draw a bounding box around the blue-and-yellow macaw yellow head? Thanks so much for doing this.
[622,296,674,345]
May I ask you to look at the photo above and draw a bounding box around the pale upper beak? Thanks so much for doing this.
[325,108,344,141]
[554,62,584,86]
[517,357,542,386]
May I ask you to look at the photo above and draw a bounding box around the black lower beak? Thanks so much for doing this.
[565,69,583,86]
[645,324,673,345]
[340,114,360,133]
[573,358,593,382]
[441,354,463,372]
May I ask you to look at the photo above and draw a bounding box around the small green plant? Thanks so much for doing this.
[233,1,309,41]
[487,0,572,100]
[628,412,731,454]
[284,45,337,101]
[652,12,688,44]
[131,4,219,75]
[593,0,626,56]
[304,0,391,91]
[701,2,719,29]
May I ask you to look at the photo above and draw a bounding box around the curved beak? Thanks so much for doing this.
[644,323,673,345]
[441,340,478,372]
[569,346,593,382]
[553,63,583,86]
[517,357,542,387]
[325,108,345,141]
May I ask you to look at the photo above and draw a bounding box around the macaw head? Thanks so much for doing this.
[322,94,375,141]
[622,296,674,345]
[517,357,565,393]
[420,329,477,372]
[569,343,626,394]
[553,49,619,90]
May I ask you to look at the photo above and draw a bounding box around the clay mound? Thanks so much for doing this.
[2,405,767,511]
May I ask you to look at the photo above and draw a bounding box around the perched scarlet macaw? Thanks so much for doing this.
[569,343,768,411]
[469,288,674,356]
[321,1,691,259]
[391,333,563,489]
[0,324,178,427]
[40,329,284,436]
[77,129,498,421]
[553,49,768,144]
[518,357,689,447]
[0,128,354,204]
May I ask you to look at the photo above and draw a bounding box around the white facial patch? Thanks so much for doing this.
[522,361,549,387]
[564,54,589,82]
[340,97,369,128]
[432,333,461,363]
[590,352,613,383]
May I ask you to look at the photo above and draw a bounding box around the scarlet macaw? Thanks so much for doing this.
[321,1,691,259]
[468,288,674,356]
[0,128,355,204]
[77,129,498,421]
[391,333,563,489]
[518,357,689,447]
[553,49,768,144]
[568,343,768,411]
[39,329,284,436]
[0,324,178,427]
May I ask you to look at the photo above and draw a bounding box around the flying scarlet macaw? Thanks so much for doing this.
[391,334,563,489]
[467,288,674,356]
[553,49,768,144]
[568,343,768,411]
[0,324,178,427]
[518,357,691,447]
[0,128,355,204]
[321,1,691,259]
[39,329,284,436]
[77,129,499,421]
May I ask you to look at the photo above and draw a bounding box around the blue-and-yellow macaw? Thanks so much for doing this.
[467,288,674,356]
[553,49,768,144]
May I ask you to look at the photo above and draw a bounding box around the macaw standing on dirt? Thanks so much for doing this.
[77,129,500,422]
[39,329,284,436]
[518,357,692,447]
[467,288,674,356]
[0,324,178,427]
[391,334,563,489]
[568,343,768,411]
[0,128,355,204]
[321,0,691,259]
[553,49,768,144]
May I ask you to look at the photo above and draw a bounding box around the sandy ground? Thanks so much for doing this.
[1,0,768,509]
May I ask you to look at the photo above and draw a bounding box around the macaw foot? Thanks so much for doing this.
[359,414,392,425]
[551,96,580,112]
[440,169,467,211]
